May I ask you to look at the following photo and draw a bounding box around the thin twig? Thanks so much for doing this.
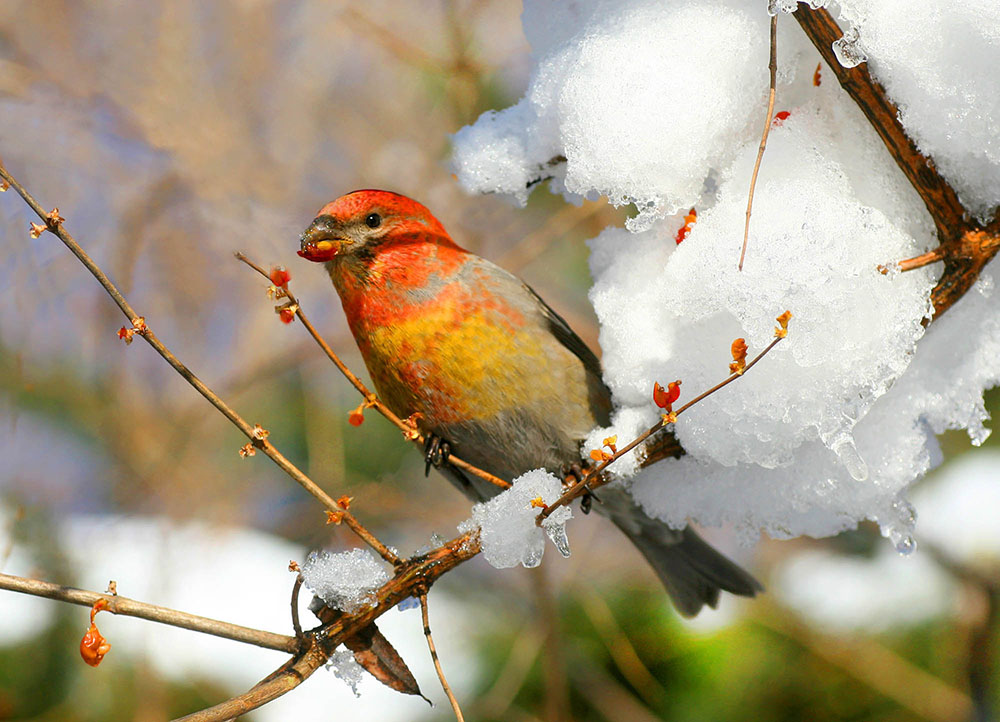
[0,572,298,653]
[234,251,510,492]
[879,247,947,275]
[542,334,784,520]
[419,591,465,722]
[290,575,303,639]
[739,14,777,272]
[0,163,397,564]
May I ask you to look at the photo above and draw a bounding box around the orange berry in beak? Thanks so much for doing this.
[298,239,338,262]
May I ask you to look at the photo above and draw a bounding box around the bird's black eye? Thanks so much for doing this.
[365,213,382,229]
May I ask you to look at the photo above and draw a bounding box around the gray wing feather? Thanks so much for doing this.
[521,282,604,381]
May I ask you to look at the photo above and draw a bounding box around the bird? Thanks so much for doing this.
[298,189,762,616]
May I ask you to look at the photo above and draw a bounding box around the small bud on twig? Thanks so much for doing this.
[116,317,147,345]
[729,338,748,375]
[774,310,793,338]
[80,598,112,667]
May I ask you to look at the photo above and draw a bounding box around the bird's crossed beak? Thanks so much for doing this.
[298,215,348,262]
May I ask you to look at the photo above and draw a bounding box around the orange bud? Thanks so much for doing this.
[813,62,822,86]
[277,304,298,324]
[46,207,65,226]
[653,382,669,409]
[336,495,353,510]
[654,380,682,411]
[238,443,256,458]
[269,266,291,288]
[0,179,9,192]
[729,337,748,375]
[661,411,677,425]
[529,497,548,510]
[775,310,793,338]
[251,424,269,441]
[29,222,46,238]
[602,435,618,454]
[674,207,698,244]
[325,510,344,525]
[80,599,112,667]
[590,448,613,462]
[288,560,301,572]
[80,623,111,667]
[117,317,146,345]
[348,402,366,427]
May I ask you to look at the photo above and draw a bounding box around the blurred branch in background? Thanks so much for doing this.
[753,601,973,722]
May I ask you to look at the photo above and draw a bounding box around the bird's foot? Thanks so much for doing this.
[423,434,452,477]
[563,462,600,514]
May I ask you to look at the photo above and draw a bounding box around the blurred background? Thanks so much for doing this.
[0,1,998,720]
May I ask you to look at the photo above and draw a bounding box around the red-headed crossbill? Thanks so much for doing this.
[299,190,760,616]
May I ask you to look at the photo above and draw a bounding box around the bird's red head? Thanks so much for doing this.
[298,190,455,263]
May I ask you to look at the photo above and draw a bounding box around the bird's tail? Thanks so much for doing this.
[600,490,763,617]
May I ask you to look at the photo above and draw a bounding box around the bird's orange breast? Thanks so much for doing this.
[330,244,557,426]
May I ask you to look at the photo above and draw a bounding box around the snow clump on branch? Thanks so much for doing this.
[452,0,1000,547]
[460,469,573,569]
[301,548,390,613]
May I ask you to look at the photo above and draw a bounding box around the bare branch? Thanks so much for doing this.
[0,572,298,654]
[420,591,466,722]
[290,574,303,639]
[0,162,397,565]
[739,14,778,271]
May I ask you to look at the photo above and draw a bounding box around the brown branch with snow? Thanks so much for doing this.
[793,6,1000,321]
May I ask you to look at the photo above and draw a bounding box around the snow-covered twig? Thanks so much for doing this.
[793,6,1000,321]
